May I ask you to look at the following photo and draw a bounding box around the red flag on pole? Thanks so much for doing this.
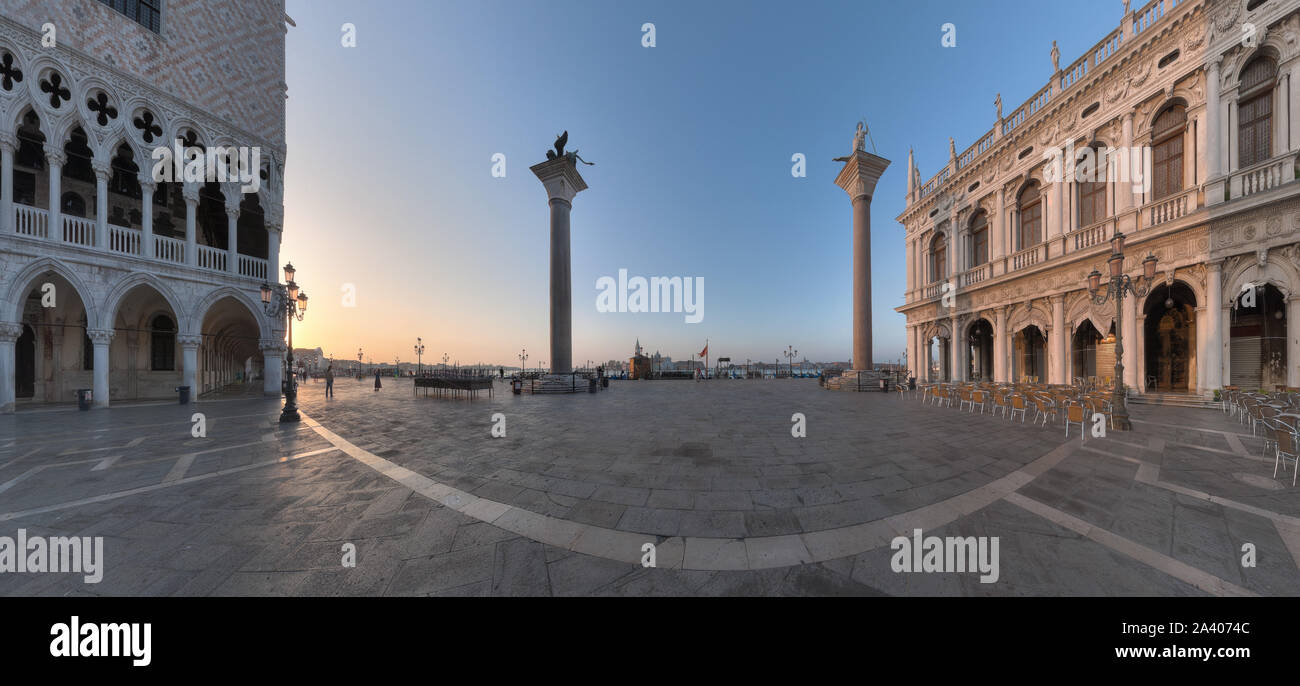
[699,343,708,357]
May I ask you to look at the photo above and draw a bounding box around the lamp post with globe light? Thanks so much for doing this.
[1086,232,1158,431]
[261,262,308,423]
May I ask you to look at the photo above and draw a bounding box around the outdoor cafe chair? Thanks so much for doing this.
[1064,402,1087,440]
[1032,396,1057,426]
[1008,394,1028,422]
[968,389,988,414]
[1272,422,1300,487]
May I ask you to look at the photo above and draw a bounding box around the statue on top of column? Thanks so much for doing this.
[995,93,1002,121]
[1051,40,1060,72]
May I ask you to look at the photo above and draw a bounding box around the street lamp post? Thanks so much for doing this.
[261,262,309,423]
[1087,232,1158,431]
[518,349,527,377]
[357,348,363,378]
[784,346,798,378]
[414,337,425,376]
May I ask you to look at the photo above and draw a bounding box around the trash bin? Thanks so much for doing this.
[75,389,92,411]
[879,377,888,392]
[511,379,522,395]
[908,376,917,390]
[601,377,609,388]
[588,378,598,393]
[176,386,191,404]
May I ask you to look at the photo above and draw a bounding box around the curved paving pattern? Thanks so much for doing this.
[1,379,1296,595]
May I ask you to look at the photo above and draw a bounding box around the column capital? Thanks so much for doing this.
[530,157,588,205]
[182,185,200,203]
[1207,259,1223,273]
[137,175,157,193]
[0,321,23,342]
[0,132,16,153]
[834,149,891,201]
[225,201,241,219]
[44,146,66,166]
[92,160,112,181]
[87,328,114,345]
[177,333,203,348]
[260,339,286,354]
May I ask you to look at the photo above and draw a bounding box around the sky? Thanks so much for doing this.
[280,0,1124,368]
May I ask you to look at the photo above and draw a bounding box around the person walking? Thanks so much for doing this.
[374,368,382,391]
[325,365,334,398]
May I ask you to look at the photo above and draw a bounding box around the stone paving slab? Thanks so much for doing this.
[0,380,1297,595]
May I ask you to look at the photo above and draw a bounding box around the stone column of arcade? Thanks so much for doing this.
[261,339,285,397]
[530,148,588,378]
[834,147,891,378]
[0,322,20,413]
[88,329,114,408]
[179,334,202,403]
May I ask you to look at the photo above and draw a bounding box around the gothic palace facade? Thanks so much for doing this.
[0,0,288,411]
[899,0,1300,396]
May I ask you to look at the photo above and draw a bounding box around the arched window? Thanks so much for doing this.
[929,233,947,283]
[969,211,989,267]
[61,192,86,218]
[150,314,176,371]
[1152,104,1186,199]
[1239,55,1276,168]
[1017,183,1042,250]
[1078,145,1108,227]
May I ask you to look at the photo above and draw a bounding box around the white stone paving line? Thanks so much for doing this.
[1081,442,1300,580]
[301,411,1083,572]
[1003,492,1257,597]
[0,447,340,523]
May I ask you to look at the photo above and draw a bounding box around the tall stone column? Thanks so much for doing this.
[139,178,155,257]
[1289,296,1300,388]
[950,316,962,381]
[88,328,113,408]
[0,322,20,413]
[1051,295,1066,384]
[1207,58,1221,180]
[226,200,240,275]
[0,134,14,235]
[835,150,891,372]
[530,157,588,375]
[994,307,1008,383]
[183,185,199,267]
[1205,261,1222,390]
[179,334,202,401]
[46,147,65,242]
[267,222,282,281]
[1122,289,1138,388]
[94,161,110,250]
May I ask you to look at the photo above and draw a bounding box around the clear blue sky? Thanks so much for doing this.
[282,0,1122,367]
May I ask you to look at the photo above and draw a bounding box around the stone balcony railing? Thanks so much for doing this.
[913,0,1187,207]
[8,202,268,280]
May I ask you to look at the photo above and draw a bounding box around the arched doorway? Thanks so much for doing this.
[110,282,182,400]
[12,271,95,404]
[927,334,950,382]
[1072,320,1103,382]
[967,319,994,381]
[199,296,263,395]
[1230,282,1287,390]
[1013,326,1046,383]
[1144,282,1197,392]
[15,324,34,399]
